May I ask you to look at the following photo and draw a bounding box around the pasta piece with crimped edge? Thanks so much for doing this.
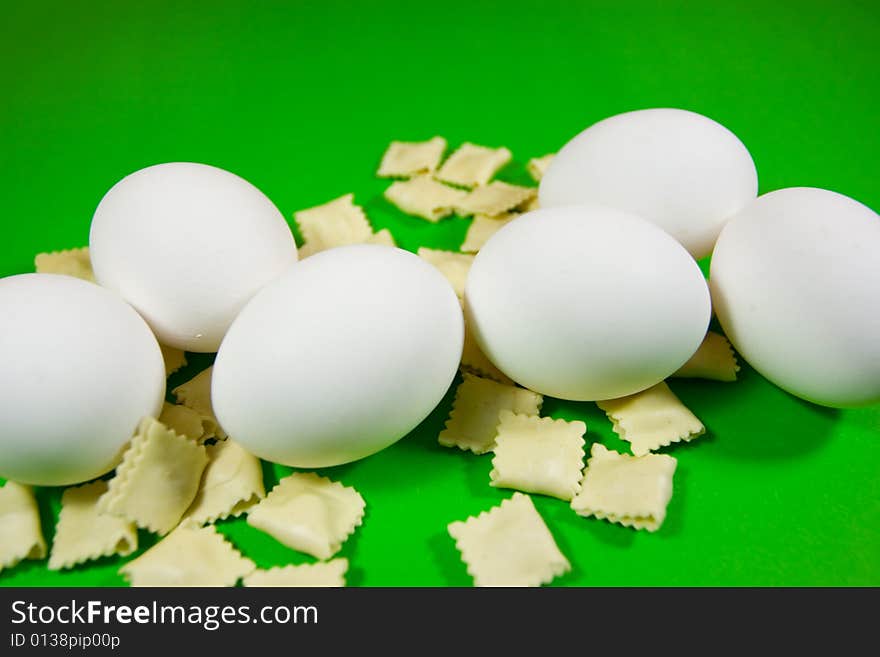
[672,331,740,381]
[0,482,46,572]
[435,142,512,188]
[489,411,586,501]
[119,524,255,587]
[98,417,209,535]
[159,344,187,377]
[438,374,543,454]
[244,559,348,587]
[417,247,474,299]
[365,228,397,247]
[158,402,212,443]
[182,439,265,526]
[172,366,226,439]
[247,472,365,560]
[34,246,95,282]
[461,319,513,385]
[384,176,467,222]
[294,193,373,258]
[596,381,705,456]
[48,480,137,570]
[527,153,556,182]
[455,181,537,217]
[377,136,447,178]
[448,492,570,587]
[570,443,677,532]
[460,213,516,253]
[520,195,540,212]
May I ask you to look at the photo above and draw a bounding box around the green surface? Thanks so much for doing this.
[1,0,879,586]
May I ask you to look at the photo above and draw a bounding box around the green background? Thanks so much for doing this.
[1,0,878,586]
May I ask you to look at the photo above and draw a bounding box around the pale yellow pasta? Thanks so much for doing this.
[49,480,137,570]
[0,482,46,572]
[417,248,474,298]
[455,181,536,217]
[159,344,187,377]
[119,524,254,587]
[438,374,543,454]
[448,492,570,587]
[34,246,95,282]
[99,418,208,535]
[294,193,374,258]
[597,381,705,456]
[365,228,397,247]
[672,331,740,381]
[520,195,540,212]
[172,366,226,439]
[526,153,556,182]
[244,559,348,587]
[384,176,467,222]
[570,443,677,532]
[460,319,513,385]
[247,472,365,560]
[377,136,447,178]
[435,142,512,188]
[158,402,211,443]
[183,439,265,525]
[460,213,516,253]
[490,411,586,501]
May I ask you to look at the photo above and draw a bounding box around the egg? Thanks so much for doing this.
[211,244,464,467]
[710,187,880,408]
[539,108,758,259]
[0,274,165,486]
[464,205,711,401]
[89,162,297,352]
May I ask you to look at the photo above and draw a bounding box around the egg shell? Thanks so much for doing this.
[89,162,297,352]
[464,205,711,401]
[710,187,880,408]
[0,274,165,486]
[539,108,758,259]
[211,244,464,468]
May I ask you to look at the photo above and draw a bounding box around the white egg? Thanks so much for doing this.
[212,245,464,468]
[89,162,297,352]
[539,108,758,259]
[710,187,880,408]
[0,274,165,486]
[465,205,711,401]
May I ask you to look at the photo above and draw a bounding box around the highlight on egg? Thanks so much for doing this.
[211,244,464,468]
[465,204,712,401]
[0,274,166,486]
[539,108,758,259]
[89,162,298,353]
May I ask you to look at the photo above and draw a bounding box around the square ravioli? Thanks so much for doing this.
[438,374,543,454]
[119,524,255,587]
[159,344,187,377]
[460,318,513,384]
[448,492,570,587]
[172,366,226,439]
[293,193,374,258]
[183,439,265,525]
[460,213,516,253]
[0,482,46,572]
[34,246,95,282]
[49,480,137,570]
[435,142,512,188]
[377,136,447,178]
[384,175,466,222]
[597,381,705,456]
[672,331,740,381]
[99,417,209,535]
[490,411,586,501]
[570,443,677,532]
[455,181,536,217]
[526,153,555,182]
[244,559,348,587]
[247,472,365,560]
[417,247,474,298]
[159,402,212,443]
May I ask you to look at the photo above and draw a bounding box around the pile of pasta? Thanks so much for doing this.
[0,137,738,587]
